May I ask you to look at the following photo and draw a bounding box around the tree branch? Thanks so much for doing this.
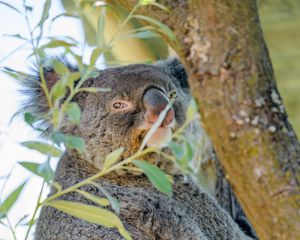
[113,0,300,239]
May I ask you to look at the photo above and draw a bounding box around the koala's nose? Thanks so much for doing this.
[143,88,175,127]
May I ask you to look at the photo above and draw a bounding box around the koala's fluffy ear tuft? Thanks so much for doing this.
[157,58,189,90]
[18,57,79,133]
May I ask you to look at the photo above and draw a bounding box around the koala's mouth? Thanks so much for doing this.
[146,126,173,148]
[137,119,175,148]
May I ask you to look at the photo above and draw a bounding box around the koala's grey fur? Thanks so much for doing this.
[21,58,253,239]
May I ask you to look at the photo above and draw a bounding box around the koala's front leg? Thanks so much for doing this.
[118,189,208,240]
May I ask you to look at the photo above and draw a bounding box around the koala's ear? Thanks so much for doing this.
[19,57,79,132]
[157,58,189,89]
[41,57,78,89]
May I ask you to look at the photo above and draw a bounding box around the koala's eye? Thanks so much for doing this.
[112,101,129,110]
[169,90,177,100]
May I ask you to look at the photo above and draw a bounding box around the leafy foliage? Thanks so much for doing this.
[133,160,173,196]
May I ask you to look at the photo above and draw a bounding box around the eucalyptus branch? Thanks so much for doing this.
[42,147,156,204]
[24,180,46,240]
[0,42,28,64]
[6,216,17,240]
[172,116,199,139]
[22,0,38,64]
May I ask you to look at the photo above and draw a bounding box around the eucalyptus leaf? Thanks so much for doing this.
[90,182,120,214]
[187,98,198,120]
[50,131,66,147]
[133,160,172,196]
[24,112,37,125]
[79,87,111,93]
[97,8,106,48]
[52,182,62,192]
[103,147,124,170]
[75,190,110,206]
[168,141,183,160]
[34,0,51,30]
[38,40,76,51]
[133,15,176,42]
[21,141,62,157]
[14,214,29,227]
[53,60,70,76]
[51,132,85,153]
[51,12,79,23]
[50,78,67,102]
[46,201,132,240]
[64,135,86,153]
[67,71,81,89]
[19,160,54,182]
[0,181,27,219]
[1,67,27,81]
[90,47,104,66]
[185,140,194,162]
[139,0,169,12]
[66,102,81,124]
[121,30,159,40]
[3,34,28,40]
[0,1,21,14]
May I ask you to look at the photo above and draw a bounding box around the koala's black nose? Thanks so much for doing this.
[143,88,175,127]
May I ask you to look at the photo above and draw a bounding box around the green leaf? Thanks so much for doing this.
[185,140,194,162]
[1,67,27,81]
[139,0,169,12]
[19,161,54,182]
[133,160,172,196]
[67,71,81,89]
[21,141,62,157]
[52,182,62,192]
[90,182,120,214]
[24,112,37,125]
[50,79,67,102]
[75,190,110,206]
[97,8,106,48]
[133,15,176,42]
[51,12,79,23]
[187,98,198,120]
[103,147,124,170]
[121,30,159,40]
[14,214,29,227]
[25,5,33,11]
[64,135,86,154]
[90,47,104,66]
[87,70,101,79]
[0,181,27,219]
[51,107,61,129]
[50,131,65,147]
[3,34,28,40]
[168,141,184,160]
[38,40,76,51]
[34,0,51,30]
[51,132,85,153]
[0,1,21,14]
[78,87,111,93]
[53,60,70,76]
[46,201,132,240]
[65,102,81,124]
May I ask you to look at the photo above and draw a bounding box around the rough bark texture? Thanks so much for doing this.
[113,0,300,239]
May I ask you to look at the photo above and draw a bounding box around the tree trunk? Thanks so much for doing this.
[113,0,300,239]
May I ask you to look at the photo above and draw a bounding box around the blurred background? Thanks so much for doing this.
[0,0,299,239]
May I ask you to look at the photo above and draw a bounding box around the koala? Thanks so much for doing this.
[21,58,254,240]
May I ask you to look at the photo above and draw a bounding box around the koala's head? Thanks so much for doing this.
[22,58,190,169]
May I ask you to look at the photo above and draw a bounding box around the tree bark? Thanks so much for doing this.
[113,0,300,239]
